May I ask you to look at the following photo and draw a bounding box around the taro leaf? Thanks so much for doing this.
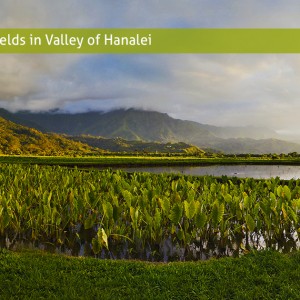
[184,200,196,220]
[288,207,298,223]
[292,198,300,210]
[154,208,162,230]
[145,211,153,227]
[84,214,96,229]
[283,185,291,201]
[224,194,232,203]
[260,201,271,218]
[48,191,52,204]
[194,201,200,215]
[56,216,61,226]
[113,205,120,222]
[43,191,48,204]
[189,200,197,219]
[245,214,255,232]
[277,186,283,198]
[100,228,109,249]
[102,202,113,220]
[195,212,207,228]
[243,193,249,209]
[92,237,102,254]
[159,197,170,214]
[122,190,132,207]
[67,189,74,208]
[270,192,276,202]
[210,183,216,193]
[171,224,176,234]
[219,203,225,222]
[253,203,260,217]
[111,195,119,207]
[169,203,183,224]
[211,202,224,227]
[187,189,195,202]
[130,206,135,222]
[281,204,288,221]
[256,219,262,231]
[171,180,178,192]
[2,211,10,228]
[177,228,184,241]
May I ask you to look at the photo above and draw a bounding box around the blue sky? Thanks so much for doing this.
[1,1,300,137]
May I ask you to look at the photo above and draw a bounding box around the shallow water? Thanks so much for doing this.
[97,164,300,180]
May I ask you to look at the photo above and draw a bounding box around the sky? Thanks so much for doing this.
[1,0,300,137]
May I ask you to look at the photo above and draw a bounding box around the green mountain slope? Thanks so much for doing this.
[16,108,216,142]
[0,117,100,156]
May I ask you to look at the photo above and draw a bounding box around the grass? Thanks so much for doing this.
[0,249,299,299]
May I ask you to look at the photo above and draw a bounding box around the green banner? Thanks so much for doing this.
[0,28,300,53]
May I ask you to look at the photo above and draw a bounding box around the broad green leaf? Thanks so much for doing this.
[283,185,291,201]
[154,208,161,230]
[224,194,232,203]
[243,193,249,209]
[92,237,101,254]
[288,207,298,223]
[113,205,120,222]
[211,202,224,227]
[245,214,255,232]
[184,199,196,219]
[270,192,276,202]
[102,202,113,220]
[84,214,96,229]
[194,200,201,215]
[187,189,195,202]
[195,212,207,228]
[159,197,170,214]
[291,198,300,209]
[210,183,216,193]
[171,180,178,192]
[169,203,183,224]
[2,211,10,228]
[100,228,109,249]
[277,186,282,198]
[122,190,132,207]
[177,228,184,241]
[282,204,288,221]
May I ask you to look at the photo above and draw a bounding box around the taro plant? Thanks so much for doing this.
[0,164,299,260]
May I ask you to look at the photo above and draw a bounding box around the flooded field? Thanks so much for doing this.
[99,164,300,180]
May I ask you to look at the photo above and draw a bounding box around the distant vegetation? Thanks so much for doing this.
[70,135,205,154]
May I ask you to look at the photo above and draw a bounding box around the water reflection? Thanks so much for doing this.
[97,165,300,180]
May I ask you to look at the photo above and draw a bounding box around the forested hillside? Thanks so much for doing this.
[0,117,101,156]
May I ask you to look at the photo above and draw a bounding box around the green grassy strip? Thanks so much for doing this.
[0,249,299,299]
[1,155,300,166]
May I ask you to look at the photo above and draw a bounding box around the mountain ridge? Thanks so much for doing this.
[1,107,299,154]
